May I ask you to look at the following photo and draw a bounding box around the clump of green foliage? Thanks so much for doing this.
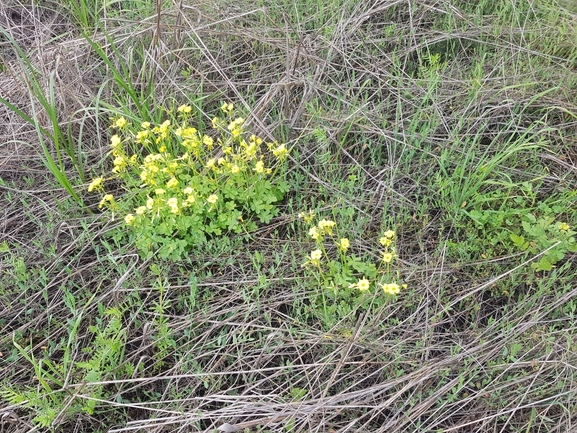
[510,217,576,271]
[1,304,128,428]
[88,103,290,260]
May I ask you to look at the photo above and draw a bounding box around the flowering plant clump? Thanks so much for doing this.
[299,211,406,326]
[88,103,290,260]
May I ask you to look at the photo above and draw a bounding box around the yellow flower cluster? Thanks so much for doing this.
[380,230,396,263]
[300,211,406,296]
[86,103,290,260]
[166,197,179,214]
[221,102,234,114]
[154,120,171,142]
[380,282,406,295]
[178,104,192,114]
[318,219,336,235]
[99,193,114,209]
[108,127,139,175]
[378,229,406,295]
[227,117,245,138]
[380,230,395,247]
[305,217,337,241]
[298,210,315,223]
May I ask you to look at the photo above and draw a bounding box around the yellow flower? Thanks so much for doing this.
[207,194,218,204]
[298,210,315,223]
[177,104,192,113]
[141,121,151,129]
[381,283,401,295]
[206,158,216,168]
[221,102,234,114]
[309,249,322,266]
[349,278,370,292]
[183,194,196,206]
[245,142,258,158]
[136,130,149,143]
[338,238,350,252]
[167,197,179,213]
[249,134,262,145]
[183,187,194,195]
[318,219,336,235]
[310,249,322,261]
[358,278,370,291]
[308,226,319,240]
[166,177,179,189]
[114,117,127,128]
[110,134,121,148]
[135,206,146,215]
[203,135,214,148]
[124,214,135,225]
[146,197,154,209]
[272,143,288,159]
[380,230,396,246]
[158,120,170,134]
[254,160,265,174]
[382,252,395,263]
[88,177,104,192]
[112,155,127,173]
[559,222,570,232]
[155,188,166,196]
[380,237,393,247]
[98,193,114,208]
[231,165,240,174]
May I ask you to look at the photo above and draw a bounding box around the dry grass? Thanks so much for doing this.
[1,0,577,432]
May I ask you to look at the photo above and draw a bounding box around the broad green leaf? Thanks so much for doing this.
[532,257,553,272]
[510,233,528,250]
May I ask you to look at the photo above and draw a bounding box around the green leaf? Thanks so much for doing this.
[531,257,553,272]
[290,387,308,400]
[0,387,27,404]
[547,249,565,263]
[510,233,529,250]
